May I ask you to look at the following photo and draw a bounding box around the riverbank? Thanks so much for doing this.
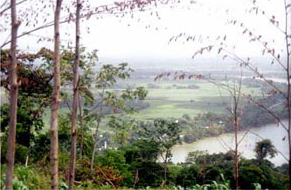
[171,120,288,166]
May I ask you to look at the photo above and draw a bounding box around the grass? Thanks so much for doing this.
[130,80,261,120]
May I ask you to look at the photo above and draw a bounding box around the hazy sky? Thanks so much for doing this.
[0,0,289,68]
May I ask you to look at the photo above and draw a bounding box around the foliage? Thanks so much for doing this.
[120,142,166,188]
[108,116,138,147]
[1,141,29,164]
[252,183,262,190]
[132,139,161,161]
[186,150,208,164]
[94,63,148,115]
[240,94,287,129]
[1,142,288,189]
[1,49,53,149]
[1,49,53,98]
[254,139,277,162]
[95,149,133,186]
[239,164,267,189]
[240,159,287,189]
[181,112,229,143]
[88,63,148,170]
[31,113,94,162]
[176,165,201,188]
[0,164,50,189]
[96,63,132,88]
[131,160,164,188]
[134,119,182,185]
[1,102,44,148]
[192,179,230,190]
[138,119,182,162]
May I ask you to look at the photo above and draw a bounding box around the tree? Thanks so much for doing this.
[176,164,200,188]
[68,0,81,188]
[255,139,277,163]
[228,77,243,190]
[138,119,181,186]
[186,150,208,164]
[108,116,138,148]
[50,0,62,189]
[5,0,20,188]
[1,49,53,150]
[199,75,243,189]
[89,63,147,169]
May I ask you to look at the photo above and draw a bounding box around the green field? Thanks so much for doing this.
[129,81,260,120]
[86,79,261,121]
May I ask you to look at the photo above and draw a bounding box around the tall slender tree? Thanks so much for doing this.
[50,0,62,189]
[230,79,242,190]
[283,0,291,184]
[68,0,81,189]
[5,0,20,189]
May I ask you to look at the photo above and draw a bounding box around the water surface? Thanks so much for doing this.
[171,121,288,166]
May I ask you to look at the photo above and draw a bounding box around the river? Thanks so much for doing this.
[170,120,288,166]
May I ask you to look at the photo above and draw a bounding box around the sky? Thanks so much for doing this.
[0,0,289,70]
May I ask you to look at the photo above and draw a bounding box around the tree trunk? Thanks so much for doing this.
[5,0,20,188]
[78,95,84,158]
[162,150,170,187]
[163,161,167,187]
[90,121,101,170]
[90,88,105,169]
[283,0,291,185]
[287,50,291,188]
[234,115,239,190]
[68,0,81,189]
[50,0,62,189]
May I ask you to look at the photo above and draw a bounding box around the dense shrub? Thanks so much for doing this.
[1,164,50,189]
[176,165,201,188]
[75,158,124,188]
[95,149,133,186]
[1,141,29,164]
[132,160,164,188]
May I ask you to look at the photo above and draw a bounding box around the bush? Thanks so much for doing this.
[1,142,29,164]
[132,160,164,188]
[1,164,50,189]
[95,149,133,186]
[239,165,267,189]
[75,158,124,188]
[176,165,201,188]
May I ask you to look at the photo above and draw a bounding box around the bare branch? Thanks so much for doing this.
[1,0,168,48]
[217,135,233,152]
[0,0,28,16]
[248,0,285,34]
[237,129,249,146]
